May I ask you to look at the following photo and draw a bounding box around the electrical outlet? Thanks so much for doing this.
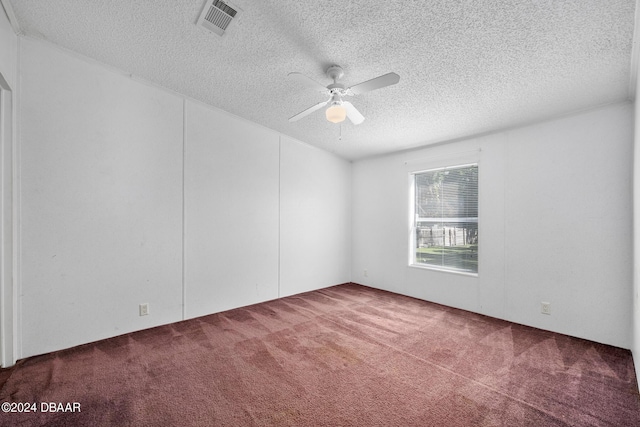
[541,301,551,315]
[364,269,368,277]
[139,303,149,316]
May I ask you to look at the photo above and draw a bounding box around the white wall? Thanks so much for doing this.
[184,100,280,318]
[279,136,351,297]
[19,37,185,357]
[352,102,633,348]
[17,38,352,359]
[184,104,351,316]
[0,4,17,367]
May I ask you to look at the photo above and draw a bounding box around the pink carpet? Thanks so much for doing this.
[1,283,639,426]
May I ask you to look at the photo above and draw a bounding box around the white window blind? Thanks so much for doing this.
[411,164,478,274]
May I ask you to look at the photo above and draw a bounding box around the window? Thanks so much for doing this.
[410,164,478,274]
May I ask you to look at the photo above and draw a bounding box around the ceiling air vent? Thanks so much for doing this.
[197,0,241,36]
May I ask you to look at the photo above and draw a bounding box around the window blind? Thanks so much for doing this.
[413,164,478,273]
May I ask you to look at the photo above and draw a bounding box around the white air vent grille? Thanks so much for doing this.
[197,0,241,36]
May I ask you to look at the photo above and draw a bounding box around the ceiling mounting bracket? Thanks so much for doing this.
[326,65,344,83]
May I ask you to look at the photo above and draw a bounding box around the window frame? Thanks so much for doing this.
[408,162,479,276]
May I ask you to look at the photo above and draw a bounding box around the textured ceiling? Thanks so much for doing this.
[6,0,637,160]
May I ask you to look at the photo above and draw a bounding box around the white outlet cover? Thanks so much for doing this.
[139,303,149,316]
[541,302,551,315]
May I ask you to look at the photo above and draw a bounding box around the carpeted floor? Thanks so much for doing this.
[1,283,639,426]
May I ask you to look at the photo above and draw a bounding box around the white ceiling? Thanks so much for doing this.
[5,0,637,160]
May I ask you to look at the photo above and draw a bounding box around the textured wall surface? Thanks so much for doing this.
[352,102,633,349]
[17,38,352,360]
[19,38,185,358]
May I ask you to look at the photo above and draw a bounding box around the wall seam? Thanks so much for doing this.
[503,135,509,321]
[278,136,281,298]
[14,34,21,361]
[181,98,187,320]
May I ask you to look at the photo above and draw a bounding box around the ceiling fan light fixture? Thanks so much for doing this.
[288,65,399,125]
[326,104,346,123]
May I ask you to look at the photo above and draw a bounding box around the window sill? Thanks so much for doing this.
[408,263,478,278]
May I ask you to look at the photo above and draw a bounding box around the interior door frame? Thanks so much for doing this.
[0,71,16,367]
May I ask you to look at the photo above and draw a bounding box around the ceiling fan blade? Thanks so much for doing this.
[288,72,328,92]
[348,72,400,95]
[343,101,365,125]
[288,100,329,122]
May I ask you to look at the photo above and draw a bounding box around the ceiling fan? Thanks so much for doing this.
[288,65,400,125]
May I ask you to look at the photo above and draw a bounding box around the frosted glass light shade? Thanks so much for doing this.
[326,105,347,123]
